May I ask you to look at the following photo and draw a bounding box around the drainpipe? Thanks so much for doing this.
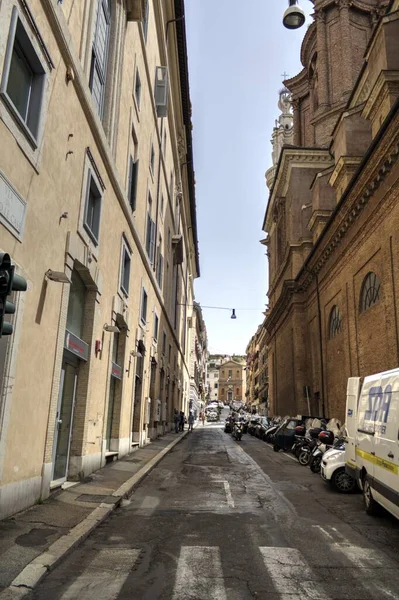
[314,270,326,418]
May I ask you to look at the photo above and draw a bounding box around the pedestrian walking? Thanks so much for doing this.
[174,409,180,433]
[179,410,185,432]
[201,411,205,426]
[188,411,195,432]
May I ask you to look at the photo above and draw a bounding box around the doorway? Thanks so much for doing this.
[52,360,77,484]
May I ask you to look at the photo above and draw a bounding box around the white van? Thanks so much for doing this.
[345,369,399,519]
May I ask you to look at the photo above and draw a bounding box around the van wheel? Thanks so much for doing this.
[363,476,379,515]
[331,468,356,494]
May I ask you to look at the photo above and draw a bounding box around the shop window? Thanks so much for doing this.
[1,7,46,144]
[360,272,381,313]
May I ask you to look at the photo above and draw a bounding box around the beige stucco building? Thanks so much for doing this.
[187,302,207,417]
[0,0,200,519]
[218,359,245,406]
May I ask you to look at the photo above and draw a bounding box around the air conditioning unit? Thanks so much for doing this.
[154,66,169,117]
[172,235,183,265]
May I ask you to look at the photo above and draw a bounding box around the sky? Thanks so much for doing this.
[185,0,312,355]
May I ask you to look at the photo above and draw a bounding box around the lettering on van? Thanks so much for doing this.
[363,385,392,435]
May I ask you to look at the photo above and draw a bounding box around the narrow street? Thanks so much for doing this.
[29,411,399,600]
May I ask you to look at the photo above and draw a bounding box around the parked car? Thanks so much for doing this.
[321,443,357,493]
[273,418,304,451]
[207,411,219,422]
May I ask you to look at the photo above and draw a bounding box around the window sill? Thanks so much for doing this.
[120,286,129,299]
[83,223,99,247]
[0,92,39,149]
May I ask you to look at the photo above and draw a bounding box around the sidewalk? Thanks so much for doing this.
[0,429,191,598]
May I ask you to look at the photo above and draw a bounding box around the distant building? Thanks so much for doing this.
[188,303,207,417]
[245,322,268,414]
[218,359,245,405]
[205,355,228,402]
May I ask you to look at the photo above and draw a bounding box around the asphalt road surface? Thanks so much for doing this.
[29,411,399,599]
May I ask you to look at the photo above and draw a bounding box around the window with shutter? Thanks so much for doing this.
[120,241,131,296]
[128,157,139,211]
[142,0,149,42]
[157,252,163,289]
[145,213,152,257]
[90,0,111,117]
[140,288,147,324]
[149,219,156,264]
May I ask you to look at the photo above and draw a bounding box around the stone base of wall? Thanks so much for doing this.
[0,475,42,520]
[68,452,102,481]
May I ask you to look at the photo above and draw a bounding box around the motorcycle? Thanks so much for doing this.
[232,421,243,441]
[309,432,345,473]
[264,424,279,444]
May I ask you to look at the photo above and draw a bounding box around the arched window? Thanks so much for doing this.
[328,306,342,339]
[360,272,381,313]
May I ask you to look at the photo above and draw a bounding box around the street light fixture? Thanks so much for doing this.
[283,0,306,30]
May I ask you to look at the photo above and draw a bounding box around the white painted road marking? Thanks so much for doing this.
[215,480,235,508]
[312,525,399,599]
[172,546,227,600]
[259,547,331,600]
[60,548,140,599]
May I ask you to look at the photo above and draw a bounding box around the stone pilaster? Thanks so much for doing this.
[338,0,353,97]
[315,9,329,109]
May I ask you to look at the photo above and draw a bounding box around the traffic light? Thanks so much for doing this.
[0,253,27,337]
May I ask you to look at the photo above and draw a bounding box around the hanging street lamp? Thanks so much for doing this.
[282,0,306,29]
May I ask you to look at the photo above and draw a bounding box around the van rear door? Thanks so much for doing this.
[372,371,399,516]
[356,376,377,483]
[345,377,362,478]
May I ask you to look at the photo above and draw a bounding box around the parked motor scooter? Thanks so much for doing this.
[297,427,325,465]
[309,430,338,473]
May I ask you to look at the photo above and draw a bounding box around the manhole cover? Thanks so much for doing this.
[76,494,116,504]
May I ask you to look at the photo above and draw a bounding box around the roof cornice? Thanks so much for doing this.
[263,147,333,231]
[174,0,200,277]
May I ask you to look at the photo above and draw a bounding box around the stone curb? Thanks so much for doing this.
[0,430,189,598]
